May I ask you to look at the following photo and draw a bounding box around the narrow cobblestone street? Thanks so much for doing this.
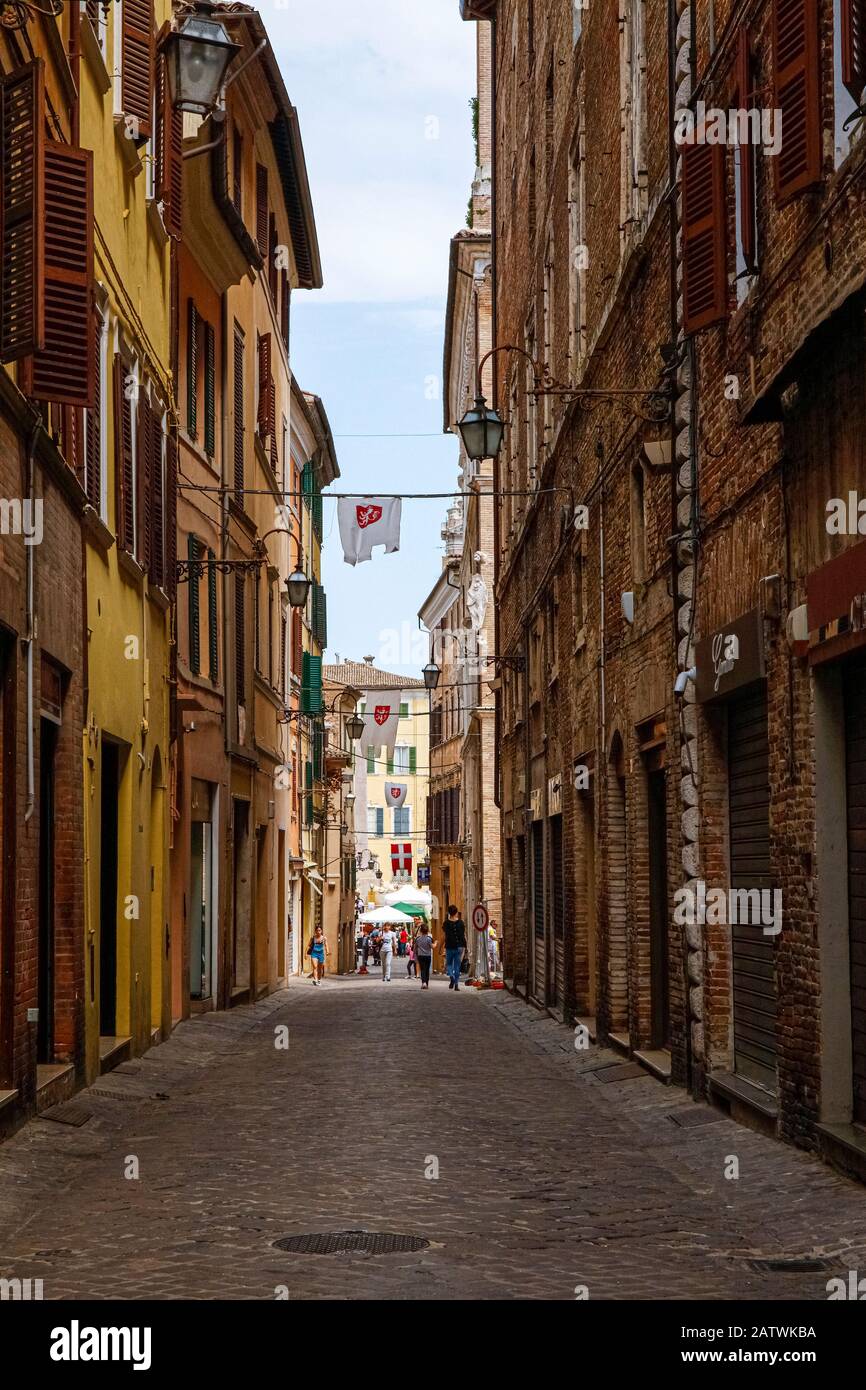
[2,975,866,1301]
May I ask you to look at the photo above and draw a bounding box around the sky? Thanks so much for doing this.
[269,0,477,676]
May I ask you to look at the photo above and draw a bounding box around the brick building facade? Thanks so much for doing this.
[461,0,866,1176]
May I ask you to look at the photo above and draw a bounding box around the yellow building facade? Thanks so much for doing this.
[79,1,174,1080]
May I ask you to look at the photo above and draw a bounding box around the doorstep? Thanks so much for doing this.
[0,1088,18,1115]
[816,1122,866,1184]
[708,1070,778,1135]
[634,1048,672,1083]
[608,1031,631,1055]
[35,1063,76,1112]
[98,1036,132,1076]
[574,1015,597,1043]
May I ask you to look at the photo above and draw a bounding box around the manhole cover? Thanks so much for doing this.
[594,1062,647,1083]
[273,1230,430,1256]
[42,1102,92,1128]
[749,1257,832,1273]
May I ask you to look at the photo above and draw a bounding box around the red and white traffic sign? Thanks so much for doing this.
[472,903,489,932]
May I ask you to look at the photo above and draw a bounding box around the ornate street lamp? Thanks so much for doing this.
[160,1,240,116]
[457,394,505,462]
[286,569,311,609]
[346,713,365,743]
[423,661,441,692]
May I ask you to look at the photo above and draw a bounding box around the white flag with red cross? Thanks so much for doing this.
[391,842,412,876]
[337,496,402,567]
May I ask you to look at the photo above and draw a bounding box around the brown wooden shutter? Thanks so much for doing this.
[736,28,757,273]
[137,392,152,571]
[233,327,244,502]
[0,60,44,362]
[187,298,198,438]
[204,320,215,457]
[31,142,94,406]
[257,332,271,436]
[280,268,289,349]
[772,0,821,200]
[165,422,177,599]
[255,163,268,255]
[113,353,135,550]
[268,211,277,297]
[150,407,164,589]
[268,382,277,471]
[232,126,242,213]
[235,572,246,705]
[681,141,726,333]
[85,306,102,509]
[842,0,866,101]
[121,0,154,141]
[157,55,183,237]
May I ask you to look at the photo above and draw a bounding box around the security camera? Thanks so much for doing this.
[674,666,697,696]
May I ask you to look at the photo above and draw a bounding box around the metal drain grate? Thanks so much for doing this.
[273,1230,430,1257]
[42,1102,92,1128]
[749,1257,832,1273]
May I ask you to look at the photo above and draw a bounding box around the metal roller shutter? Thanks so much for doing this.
[844,652,866,1124]
[551,815,565,1012]
[728,687,777,1092]
[532,821,545,1004]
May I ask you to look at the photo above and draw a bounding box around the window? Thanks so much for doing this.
[187,299,198,439]
[84,307,107,519]
[113,353,137,553]
[119,0,155,141]
[835,0,865,166]
[547,581,560,673]
[524,317,537,488]
[204,322,216,458]
[393,745,410,774]
[232,125,243,215]
[399,702,409,717]
[734,28,758,301]
[268,580,274,684]
[188,534,201,675]
[573,530,587,638]
[367,748,376,775]
[545,59,554,190]
[772,0,821,200]
[208,548,218,681]
[367,806,384,836]
[620,0,648,241]
[542,231,554,448]
[234,573,246,706]
[232,326,245,503]
[527,0,535,66]
[254,568,261,673]
[528,148,537,245]
[255,162,269,256]
[569,122,587,375]
[394,807,411,836]
[82,0,109,60]
[573,0,584,43]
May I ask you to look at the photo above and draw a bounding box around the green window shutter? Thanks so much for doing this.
[409,746,417,773]
[376,807,384,836]
[312,486,323,541]
[301,460,314,509]
[399,702,408,717]
[188,533,200,675]
[367,748,375,774]
[207,547,218,681]
[204,320,215,457]
[301,651,323,713]
[313,726,323,781]
[304,759,313,825]
[386,753,394,775]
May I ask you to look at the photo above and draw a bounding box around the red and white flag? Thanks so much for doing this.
[385,781,407,808]
[391,842,412,876]
[359,701,400,756]
[337,496,402,567]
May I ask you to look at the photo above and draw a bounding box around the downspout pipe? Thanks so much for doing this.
[24,415,40,822]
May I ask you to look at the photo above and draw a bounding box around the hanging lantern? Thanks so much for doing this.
[457,395,505,462]
[160,5,241,116]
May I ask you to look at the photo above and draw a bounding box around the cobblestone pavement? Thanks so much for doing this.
[2,972,866,1300]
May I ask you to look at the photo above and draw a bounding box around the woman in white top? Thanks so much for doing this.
[379,927,397,982]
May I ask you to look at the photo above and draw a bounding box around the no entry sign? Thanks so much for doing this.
[472,903,489,932]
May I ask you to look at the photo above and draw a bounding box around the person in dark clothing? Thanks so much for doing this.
[444,905,467,992]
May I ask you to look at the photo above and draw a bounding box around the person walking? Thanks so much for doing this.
[406,937,417,978]
[444,905,467,992]
[379,925,397,982]
[307,925,328,985]
[415,923,434,989]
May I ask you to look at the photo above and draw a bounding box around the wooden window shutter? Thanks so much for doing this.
[280,269,289,349]
[772,0,821,199]
[268,583,274,682]
[409,746,417,773]
[84,306,102,510]
[188,533,201,675]
[681,141,726,333]
[156,55,182,236]
[234,571,246,704]
[268,211,277,297]
[254,568,261,672]
[204,320,215,457]
[113,354,135,549]
[280,613,287,696]
[121,0,154,140]
[165,423,178,600]
[150,407,164,588]
[0,61,44,362]
[187,299,198,438]
[387,753,394,775]
[137,392,152,570]
[842,0,866,101]
[233,327,244,502]
[255,162,268,255]
[367,748,375,774]
[735,28,757,273]
[31,142,94,406]
[208,547,218,680]
[257,332,271,436]
[269,382,277,473]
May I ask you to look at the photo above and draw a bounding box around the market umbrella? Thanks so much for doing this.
[358,906,414,926]
[384,886,431,920]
